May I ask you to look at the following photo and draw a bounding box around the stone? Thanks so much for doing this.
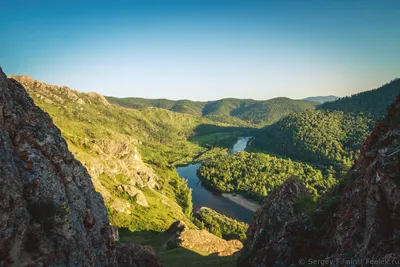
[0,67,163,267]
[164,220,243,256]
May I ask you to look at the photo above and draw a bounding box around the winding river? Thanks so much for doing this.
[176,137,254,223]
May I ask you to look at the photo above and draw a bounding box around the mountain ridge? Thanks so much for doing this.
[106,96,317,126]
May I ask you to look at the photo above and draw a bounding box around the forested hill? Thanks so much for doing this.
[251,79,399,170]
[250,110,372,170]
[105,96,207,117]
[319,78,400,119]
[106,96,317,126]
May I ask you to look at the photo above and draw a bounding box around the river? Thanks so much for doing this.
[176,136,254,223]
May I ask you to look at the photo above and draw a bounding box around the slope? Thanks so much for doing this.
[11,75,201,232]
[250,109,372,170]
[319,78,400,119]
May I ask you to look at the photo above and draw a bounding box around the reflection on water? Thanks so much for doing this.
[176,136,254,223]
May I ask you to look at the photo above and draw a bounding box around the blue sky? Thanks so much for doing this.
[1,0,399,100]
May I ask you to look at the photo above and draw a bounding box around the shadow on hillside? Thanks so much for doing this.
[118,228,238,267]
[189,124,258,149]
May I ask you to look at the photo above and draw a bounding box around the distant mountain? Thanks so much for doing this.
[107,96,317,126]
[303,95,339,103]
[319,78,400,119]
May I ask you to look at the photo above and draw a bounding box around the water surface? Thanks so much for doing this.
[176,136,254,223]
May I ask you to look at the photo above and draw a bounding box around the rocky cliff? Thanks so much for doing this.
[10,74,195,232]
[0,68,162,266]
[238,94,400,266]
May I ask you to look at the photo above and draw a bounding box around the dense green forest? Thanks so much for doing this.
[107,96,317,126]
[319,78,399,119]
[193,208,248,242]
[197,152,337,201]
[250,110,372,170]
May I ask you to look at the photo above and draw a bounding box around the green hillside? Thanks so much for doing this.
[319,78,399,119]
[106,96,207,117]
[250,110,371,170]
[107,96,317,126]
[12,76,207,232]
[251,80,400,172]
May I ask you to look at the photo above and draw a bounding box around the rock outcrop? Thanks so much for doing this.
[164,221,243,256]
[238,177,313,266]
[0,68,162,266]
[11,74,162,224]
[86,92,111,105]
[238,94,400,266]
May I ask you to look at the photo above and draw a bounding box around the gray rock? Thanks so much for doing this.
[0,67,163,267]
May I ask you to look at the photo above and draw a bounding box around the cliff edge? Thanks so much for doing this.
[0,68,162,266]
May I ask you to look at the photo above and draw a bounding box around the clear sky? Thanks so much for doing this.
[1,0,399,100]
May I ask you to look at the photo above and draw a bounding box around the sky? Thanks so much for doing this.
[1,0,399,101]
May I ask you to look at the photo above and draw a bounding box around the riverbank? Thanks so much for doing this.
[222,193,261,212]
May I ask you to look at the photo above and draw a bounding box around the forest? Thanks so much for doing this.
[250,110,372,170]
[107,96,317,126]
[319,78,399,119]
[197,152,337,201]
[193,207,248,242]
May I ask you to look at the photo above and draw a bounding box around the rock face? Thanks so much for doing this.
[0,68,162,266]
[86,92,111,105]
[11,74,160,222]
[117,184,149,207]
[164,221,243,256]
[238,94,400,266]
[238,177,312,266]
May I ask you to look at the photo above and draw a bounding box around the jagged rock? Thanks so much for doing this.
[86,92,111,105]
[117,184,149,207]
[12,75,85,106]
[85,138,159,190]
[238,176,312,267]
[164,220,243,256]
[76,98,85,105]
[238,94,400,266]
[0,67,162,266]
[111,199,132,214]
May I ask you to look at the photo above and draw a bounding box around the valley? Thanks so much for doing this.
[176,137,256,224]
[1,71,399,267]
[2,2,399,266]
